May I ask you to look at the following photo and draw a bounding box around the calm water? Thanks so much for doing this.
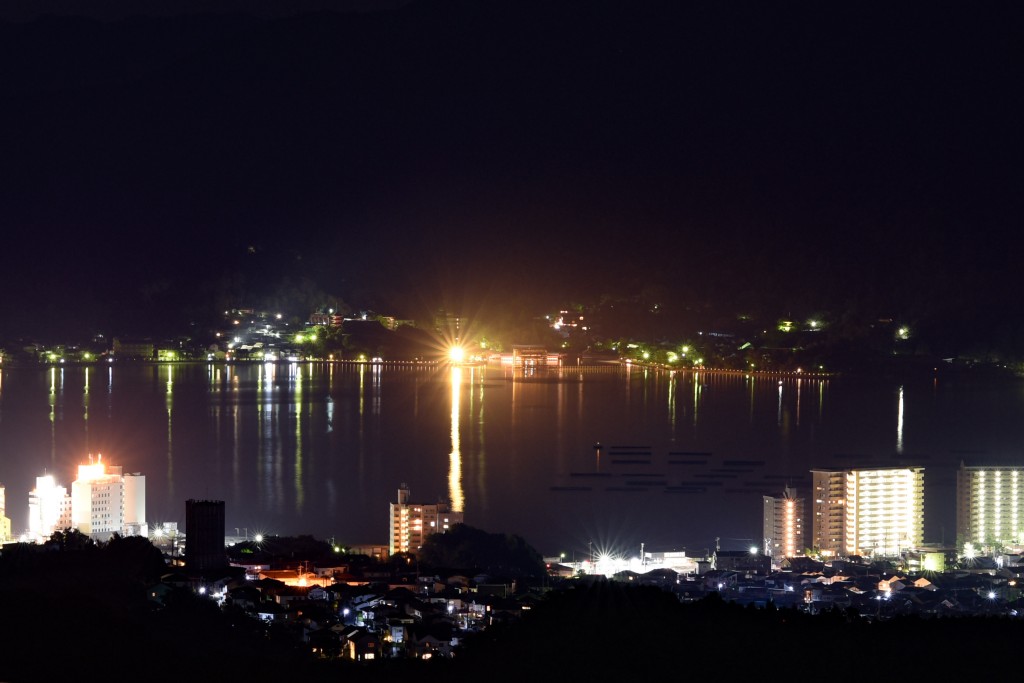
[1,361,1023,556]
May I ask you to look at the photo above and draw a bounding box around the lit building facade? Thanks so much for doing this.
[123,473,147,537]
[957,463,1024,551]
[28,474,72,542]
[0,484,11,542]
[763,486,804,561]
[510,345,549,367]
[389,483,463,556]
[811,467,924,558]
[72,456,124,540]
[111,337,154,360]
[70,454,146,541]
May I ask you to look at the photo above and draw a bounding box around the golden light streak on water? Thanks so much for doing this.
[897,385,905,454]
[165,364,174,499]
[449,365,464,512]
[294,363,305,510]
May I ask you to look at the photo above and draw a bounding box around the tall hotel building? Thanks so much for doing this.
[763,486,804,561]
[70,455,147,541]
[811,467,924,558]
[957,463,1024,550]
[389,483,463,556]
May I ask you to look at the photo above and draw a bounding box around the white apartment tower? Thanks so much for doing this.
[389,483,463,556]
[0,484,11,542]
[812,467,924,558]
[763,486,804,561]
[957,462,1024,551]
[28,474,72,542]
[123,473,148,538]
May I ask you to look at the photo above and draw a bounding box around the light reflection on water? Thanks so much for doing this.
[449,366,463,513]
[0,363,1022,555]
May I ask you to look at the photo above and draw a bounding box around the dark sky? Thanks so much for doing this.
[2,1,1021,340]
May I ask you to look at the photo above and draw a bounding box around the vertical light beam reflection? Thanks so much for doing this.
[449,366,464,513]
[294,363,305,511]
[819,380,825,419]
[371,360,382,415]
[83,366,90,451]
[896,385,905,454]
[107,366,113,419]
[165,364,174,500]
[474,366,487,507]
[667,372,676,431]
[327,362,335,432]
[358,363,366,419]
[49,367,57,461]
[693,371,702,425]
[795,378,802,428]
[777,381,783,426]
[748,374,756,423]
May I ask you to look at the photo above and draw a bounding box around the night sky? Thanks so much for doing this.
[2,1,1021,341]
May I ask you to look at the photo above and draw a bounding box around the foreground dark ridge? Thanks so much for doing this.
[1,535,1021,682]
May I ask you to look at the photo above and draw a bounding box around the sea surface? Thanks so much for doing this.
[1,361,1023,557]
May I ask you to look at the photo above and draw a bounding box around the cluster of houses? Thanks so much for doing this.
[147,565,537,662]
[143,547,1024,667]
[604,552,1024,618]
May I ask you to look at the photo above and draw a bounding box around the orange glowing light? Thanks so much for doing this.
[448,346,466,363]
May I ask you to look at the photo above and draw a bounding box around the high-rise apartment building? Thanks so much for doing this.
[956,463,1024,550]
[763,486,804,561]
[811,467,924,558]
[389,483,463,556]
[69,454,146,541]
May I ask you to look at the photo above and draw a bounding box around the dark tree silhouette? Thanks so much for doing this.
[418,524,545,579]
